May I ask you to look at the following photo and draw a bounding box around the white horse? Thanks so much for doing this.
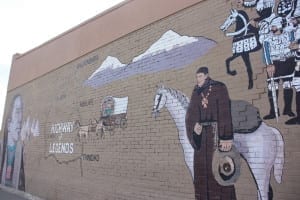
[74,120,89,139]
[220,9,262,90]
[152,85,284,200]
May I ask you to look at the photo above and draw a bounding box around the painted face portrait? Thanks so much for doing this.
[196,73,208,87]
[7,96,23,147]
[9,96,23,134]
[232,0,244,8]
[2,95,24,187]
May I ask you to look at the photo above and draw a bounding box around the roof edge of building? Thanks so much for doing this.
[14,0,132,61]
[8,0,203,91]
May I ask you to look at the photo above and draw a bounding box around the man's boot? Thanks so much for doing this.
[264,91,279,120]
[285,92,300,125]
[283,89,295,117]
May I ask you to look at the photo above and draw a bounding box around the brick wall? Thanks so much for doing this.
[1,0,300,199]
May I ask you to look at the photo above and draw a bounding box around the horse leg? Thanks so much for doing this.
[235,142,266,199]
[225,54,239,76]
[251,162,272,200]
[101,129,105,139]
[269,184,273,200]
[234,125,277,200]
[249,129,276,200]
[241,53,253,89]
[237,150,272,200]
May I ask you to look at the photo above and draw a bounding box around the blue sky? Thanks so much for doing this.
[0,65,10,130]
[0,65,10,85]
[0,0,124,129]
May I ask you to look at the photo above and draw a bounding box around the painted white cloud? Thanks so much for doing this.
[0,82,7,130]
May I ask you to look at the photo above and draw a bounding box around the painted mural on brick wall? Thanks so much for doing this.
[2,2,300,199]
[0,95,40,191]
[221,0,300,125]
[151,70,284,200]
[47,97,128,156]
[83,27,288,199]
[45,96,128,176]
[85,30,217,88]
[220,8,261,90]
[73,96,128,140]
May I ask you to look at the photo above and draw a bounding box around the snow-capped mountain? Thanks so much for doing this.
[85,30,216,88]
[88,56,126,80]
[132,30,198,62]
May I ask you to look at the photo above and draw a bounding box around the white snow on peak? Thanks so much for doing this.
[132,30,198,62]
[88,56,126,80]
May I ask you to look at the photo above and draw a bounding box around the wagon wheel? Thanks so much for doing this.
[115,118,121,128]
[120,118,127,129]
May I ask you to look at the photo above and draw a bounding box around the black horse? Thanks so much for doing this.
[220,9,261,89]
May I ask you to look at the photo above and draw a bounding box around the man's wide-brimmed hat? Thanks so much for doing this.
[212,146,241,186]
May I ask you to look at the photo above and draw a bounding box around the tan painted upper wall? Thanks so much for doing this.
[8,0,203,91]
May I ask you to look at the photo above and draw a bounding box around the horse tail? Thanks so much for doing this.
[272,127,284,183]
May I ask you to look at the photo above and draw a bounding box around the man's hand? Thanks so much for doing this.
[219,140,233,152]
[194,123,202,135]
[289,41,299,50]
[249,19,258,28]
[266,64,275,77]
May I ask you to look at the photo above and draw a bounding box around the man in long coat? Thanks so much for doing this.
[186,67,236,200]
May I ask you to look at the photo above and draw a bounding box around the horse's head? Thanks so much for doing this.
[152,85,168,119]
[74,120,80,129]
[220,9,239,32]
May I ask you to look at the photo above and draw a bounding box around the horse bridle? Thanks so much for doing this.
[155,93,163,111]
[224,11,250,37]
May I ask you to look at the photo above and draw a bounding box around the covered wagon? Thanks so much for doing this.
[100,96,128,131]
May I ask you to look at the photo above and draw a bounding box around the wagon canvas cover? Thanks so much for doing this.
[112,97,128,115]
